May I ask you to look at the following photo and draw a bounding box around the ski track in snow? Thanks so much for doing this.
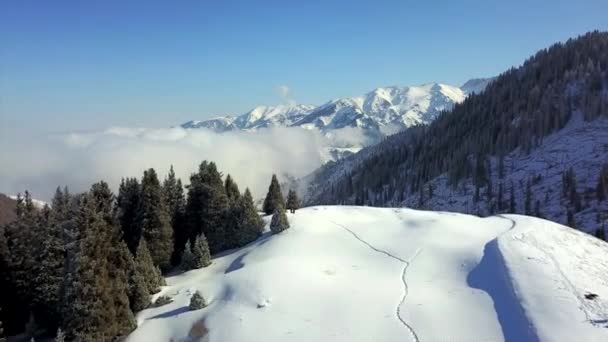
[330,220,421,342]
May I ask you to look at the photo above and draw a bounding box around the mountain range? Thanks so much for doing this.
[181,80,493,160]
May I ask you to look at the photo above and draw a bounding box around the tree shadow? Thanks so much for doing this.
[149,306,190,320]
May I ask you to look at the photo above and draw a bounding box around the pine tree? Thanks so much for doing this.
[509,184,516,213]
[189,291,207,310]
[270,205,289,234]
[62,193,135,341]
[597,168,606,201]
[263,174,285,215]
[185,162,229,254]
[4,191,39,318]
[137,168,174,271]
[125,243,150,313]
[567,210,577,228]
[135,239,165,294]
[116,178,141,254]
[180,241,195,271]
[286,189,300,214]
[31,200,65,332]
[189,234,211,269]
[524,179,533,215]
[235,189,264,246]
[225,174,241,204]
[163,166,187,266]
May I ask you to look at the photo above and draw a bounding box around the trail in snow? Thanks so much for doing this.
[331,220,421,342]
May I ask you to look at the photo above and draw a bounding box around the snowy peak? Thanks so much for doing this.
[180,79,489,134]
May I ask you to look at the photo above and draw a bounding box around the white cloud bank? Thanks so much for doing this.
[1,126,340,201]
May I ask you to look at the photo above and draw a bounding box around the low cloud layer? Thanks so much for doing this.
[0,126,370,201]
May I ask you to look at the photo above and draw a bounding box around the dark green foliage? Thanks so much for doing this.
[31,201,65,332]
[263,174,285,215]
[189,291,207,310]
[136,239,165,294]
[225,174,241,204]
[270,205,289,234]
[152,296,173,308]
[180,235,211,270]
[138,168,174,270]
[163,166,187,266]
[180,241,195,271]
[286,189,300,214]
[235,189,264,246]
[116,177,141,254]
[125,243,150,313]
[62,192,135,341]
[185,161,229,254]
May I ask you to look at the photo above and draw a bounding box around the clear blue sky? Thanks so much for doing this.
[1,0,607,132]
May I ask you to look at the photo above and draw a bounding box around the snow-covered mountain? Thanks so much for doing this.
[128,206,608,342]
[180,80,490,162]
[182,82,486,134]
[182,104,315,131]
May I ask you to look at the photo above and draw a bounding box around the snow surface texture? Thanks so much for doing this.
[127,206,608,342]
[181,80,491,162]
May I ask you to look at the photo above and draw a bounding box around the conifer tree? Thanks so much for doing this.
[524,179,533,215]
[191,234,212,269]
[225,174,241,204]
[185,161,229,254]
[180,241,195,271]
[62,193,135,341]
[263,174,285,215]
[509,184,516,213]
[135,239,165,294]
[189,291,207,310]
[31,200,64,332]
[116,178,141,254]
[4,192,39,318]
[137,168,174,270]
[286,189,300,214]
[163,166,187,266]
[567,210,577,228]
[235,189,264,246]
[270,205,289,234]
[124,245,150,313]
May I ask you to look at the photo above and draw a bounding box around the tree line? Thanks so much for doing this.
[0,162,300,341]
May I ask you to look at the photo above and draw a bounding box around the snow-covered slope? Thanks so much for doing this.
[127,206,608,342]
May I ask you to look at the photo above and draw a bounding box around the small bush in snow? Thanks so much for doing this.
[152,295,173,308]
[270,205,290,234]
[189,291,207,310]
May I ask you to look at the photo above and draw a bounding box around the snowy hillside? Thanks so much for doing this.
[127,206,608,342]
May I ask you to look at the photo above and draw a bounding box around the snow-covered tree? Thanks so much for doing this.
[286,189,300,214]
[270,205,289,234]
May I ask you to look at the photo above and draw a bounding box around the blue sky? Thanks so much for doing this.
[1,0,607,132]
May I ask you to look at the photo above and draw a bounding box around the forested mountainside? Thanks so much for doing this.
[304,31,608,233]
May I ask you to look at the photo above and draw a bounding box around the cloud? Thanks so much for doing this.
[277,85,296,106]
[0,126,353,201]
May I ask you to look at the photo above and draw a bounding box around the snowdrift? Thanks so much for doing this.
[127,206,608,342]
